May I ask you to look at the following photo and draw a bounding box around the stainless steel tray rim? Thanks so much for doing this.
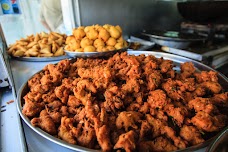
[142,32,206,42]
[11,55,70,62]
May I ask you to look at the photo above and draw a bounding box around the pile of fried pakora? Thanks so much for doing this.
[65,24,128,52]
[8,32,67,57]
[22,52,228,152]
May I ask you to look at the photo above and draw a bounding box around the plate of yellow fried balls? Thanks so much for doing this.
[64,24,129,58]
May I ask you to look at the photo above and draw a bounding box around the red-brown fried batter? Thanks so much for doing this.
[22,52,228,152]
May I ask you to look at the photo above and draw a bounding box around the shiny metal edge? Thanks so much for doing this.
[11,55,70,62]
[64,45,129,58]
[142,32,206,42]
[161,46,203,61]
[17,51,228,152]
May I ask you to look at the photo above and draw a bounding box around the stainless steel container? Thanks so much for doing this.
[17,51,228,152]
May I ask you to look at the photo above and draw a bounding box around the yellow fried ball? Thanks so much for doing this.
[80,37,93,48]
[103,24,111,31]
[94,39,105,48]
[84,45,96,52]
[106,37,117,46]
[106,45,115,51]
[94,24,103,32]
[98,28,110,42]
[65,35,74,44]
[73,28,86,40]
[115,25,122,33]
[66,36,80,50]
[84,26,93,33]
[109,26,121,39]
[117,36,125,43]
[97,46,105,52]
[86,28,98,40]
[115,42,124,50]
[65,45,73,51]
[75,48,84,52]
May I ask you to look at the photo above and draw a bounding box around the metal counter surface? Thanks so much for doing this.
[0,89,27,152]
[8,58,206,152]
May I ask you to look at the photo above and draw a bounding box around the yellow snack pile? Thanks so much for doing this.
[65,24,128,52]
[8,32,67,57]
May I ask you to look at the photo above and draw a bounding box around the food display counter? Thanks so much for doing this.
[0,1,227,151]
[0,29,227,152]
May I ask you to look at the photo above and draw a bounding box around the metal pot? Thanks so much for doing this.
[177,1,228,23]
[142,30,205,49]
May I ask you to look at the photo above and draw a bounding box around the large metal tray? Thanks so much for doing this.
[11,55,70,62]
[17,51,228,152]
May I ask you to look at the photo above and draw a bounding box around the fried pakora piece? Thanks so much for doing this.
[180,125,205,146]
[103,85,125,112]
[210,92,228,107]
[162,126,188,149]
[22,96,44,117]
[191,111,227,132]
[159,59,174,74]
[73,79,96,106]
[31,109,57,135]
[180,62,195,79]
[93,116,113,152]
[201,81,222,94]
[164,102,189,127]
[194,71,218,83]
[146,114,167,138]
[138,137,178,152]
[162,79,184,101]
[26,91,42,102]
[114,130,137,152]
[54,85,70,104]
[45,100,69,123]
[188,97,218,114]
[145,70,163,91]
[116,111,143,132]
[67,95,82,108]
[30,84,50,94]
[42,90,57,103]
[147,89,170,109]
[73,119,96,148]
[121,78,143,94]
[28,73,43,88]
[58,116,77,144]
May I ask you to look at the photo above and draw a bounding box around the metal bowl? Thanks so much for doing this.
[142,31,206,49]
[10,55,69,62]
[17,51,228,152]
